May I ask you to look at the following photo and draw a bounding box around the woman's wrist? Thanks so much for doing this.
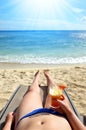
[65,107,74,117]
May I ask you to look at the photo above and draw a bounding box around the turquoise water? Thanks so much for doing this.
[0,30,86,64]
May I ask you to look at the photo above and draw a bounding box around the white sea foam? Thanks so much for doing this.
[71,32,86,40]
[0,55,86,64]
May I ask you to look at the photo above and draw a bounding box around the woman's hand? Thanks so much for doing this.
[57,95,86,130]
[50,95,73,115]
[3,112,14,130]
[56,95,73,115]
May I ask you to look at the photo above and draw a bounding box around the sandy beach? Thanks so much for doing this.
[0,63,86,116]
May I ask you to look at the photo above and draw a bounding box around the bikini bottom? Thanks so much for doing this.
[17,108,64,126]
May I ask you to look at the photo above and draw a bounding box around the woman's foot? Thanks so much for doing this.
[34,70,40,85]
[35,70,40,77]
[44,70,55,87]
[29,70,41,93]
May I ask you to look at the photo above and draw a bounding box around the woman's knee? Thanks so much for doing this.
[24,89,40,98]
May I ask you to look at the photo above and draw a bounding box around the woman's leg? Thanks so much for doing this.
[15,71,43,125]
[44,70,68,114]
[44,70,56,108]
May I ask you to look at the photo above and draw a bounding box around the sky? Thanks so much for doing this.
[0,0,86,30]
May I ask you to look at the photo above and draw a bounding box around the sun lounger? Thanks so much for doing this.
[0,85,86,130]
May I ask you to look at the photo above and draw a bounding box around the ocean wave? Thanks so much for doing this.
[0,55,86,64]
[71,32,86,40]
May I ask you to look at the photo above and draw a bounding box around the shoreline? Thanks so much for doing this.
[0,62,86,69]
[0,63,86,115]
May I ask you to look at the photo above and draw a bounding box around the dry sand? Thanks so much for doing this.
[0,63,86,116]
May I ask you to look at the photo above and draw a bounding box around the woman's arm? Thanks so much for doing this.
[2,112,14,130]
[57,96,86,130]
[65,107,86,130]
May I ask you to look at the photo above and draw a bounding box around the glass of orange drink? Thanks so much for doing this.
[49,84,66,108]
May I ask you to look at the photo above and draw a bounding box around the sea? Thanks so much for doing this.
[0,30,86,64]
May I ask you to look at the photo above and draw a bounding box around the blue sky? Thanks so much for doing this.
[0,0,86,30]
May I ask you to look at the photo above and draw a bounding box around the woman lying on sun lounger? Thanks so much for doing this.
[3,70,86,130]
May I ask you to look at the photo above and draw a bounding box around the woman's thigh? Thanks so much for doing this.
[15,90,43,126]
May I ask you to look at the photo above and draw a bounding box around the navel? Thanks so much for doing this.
[41,121,45,125]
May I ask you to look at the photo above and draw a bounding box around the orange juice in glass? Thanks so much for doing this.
[49,84,66,108]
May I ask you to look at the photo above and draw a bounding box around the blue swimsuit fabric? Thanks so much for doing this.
[17,108,63,126]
